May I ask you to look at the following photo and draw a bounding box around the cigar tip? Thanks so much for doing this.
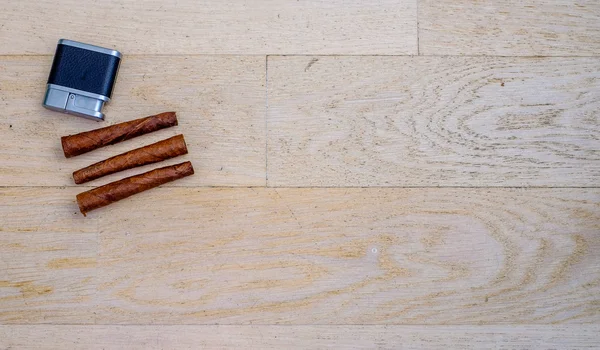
[162,111,177,125]
[171,112,178,126]
[61,136,73,158]
[176,161,194,175]
[73,173,84,185]
[76,194,87,216]
[176,134,188,153]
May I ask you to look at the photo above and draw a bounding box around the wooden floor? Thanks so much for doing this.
[1,1,599,349]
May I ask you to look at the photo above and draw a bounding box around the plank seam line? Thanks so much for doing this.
[416,0,420,56]
[2,54,600,58]
[1,186,598,189]
[3,324,597,327]
[265,55,269,187]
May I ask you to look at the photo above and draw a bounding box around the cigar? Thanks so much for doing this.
[72,135,188,184]
[61,111,178,158]
[76,161,194,216]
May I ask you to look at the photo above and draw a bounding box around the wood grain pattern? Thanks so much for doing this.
[1,0,600,347]
[2,325,600,349]
[0,188,97,324]
[0,55,265,187]
[0,0,417,55]
[3,188,597,325]
[267,56,600,187]
[419,0,600,56]
[93,187,599,324]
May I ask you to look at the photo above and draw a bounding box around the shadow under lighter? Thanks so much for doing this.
[43,39,121,121]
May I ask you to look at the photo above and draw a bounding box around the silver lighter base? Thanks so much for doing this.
[43,84,109,121]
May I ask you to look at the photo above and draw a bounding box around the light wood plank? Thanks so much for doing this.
[0,188,96,324]
[267,56,600,187]
[1,325,599,349]
[0,0,417,55]
[2,188,598,325]
[92,188,600,324]
[0,55,265,187]
[419,0,600,56]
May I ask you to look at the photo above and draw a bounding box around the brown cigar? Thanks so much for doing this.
[61,111,178,158]
[76,161,194,216]
[72,135,188,184]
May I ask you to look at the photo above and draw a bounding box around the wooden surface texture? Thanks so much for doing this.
[0,0,598,348]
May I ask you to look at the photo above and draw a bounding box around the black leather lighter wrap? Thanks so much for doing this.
[47,44,120,98]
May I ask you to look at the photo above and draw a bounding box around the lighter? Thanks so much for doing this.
[43,39,121,121]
